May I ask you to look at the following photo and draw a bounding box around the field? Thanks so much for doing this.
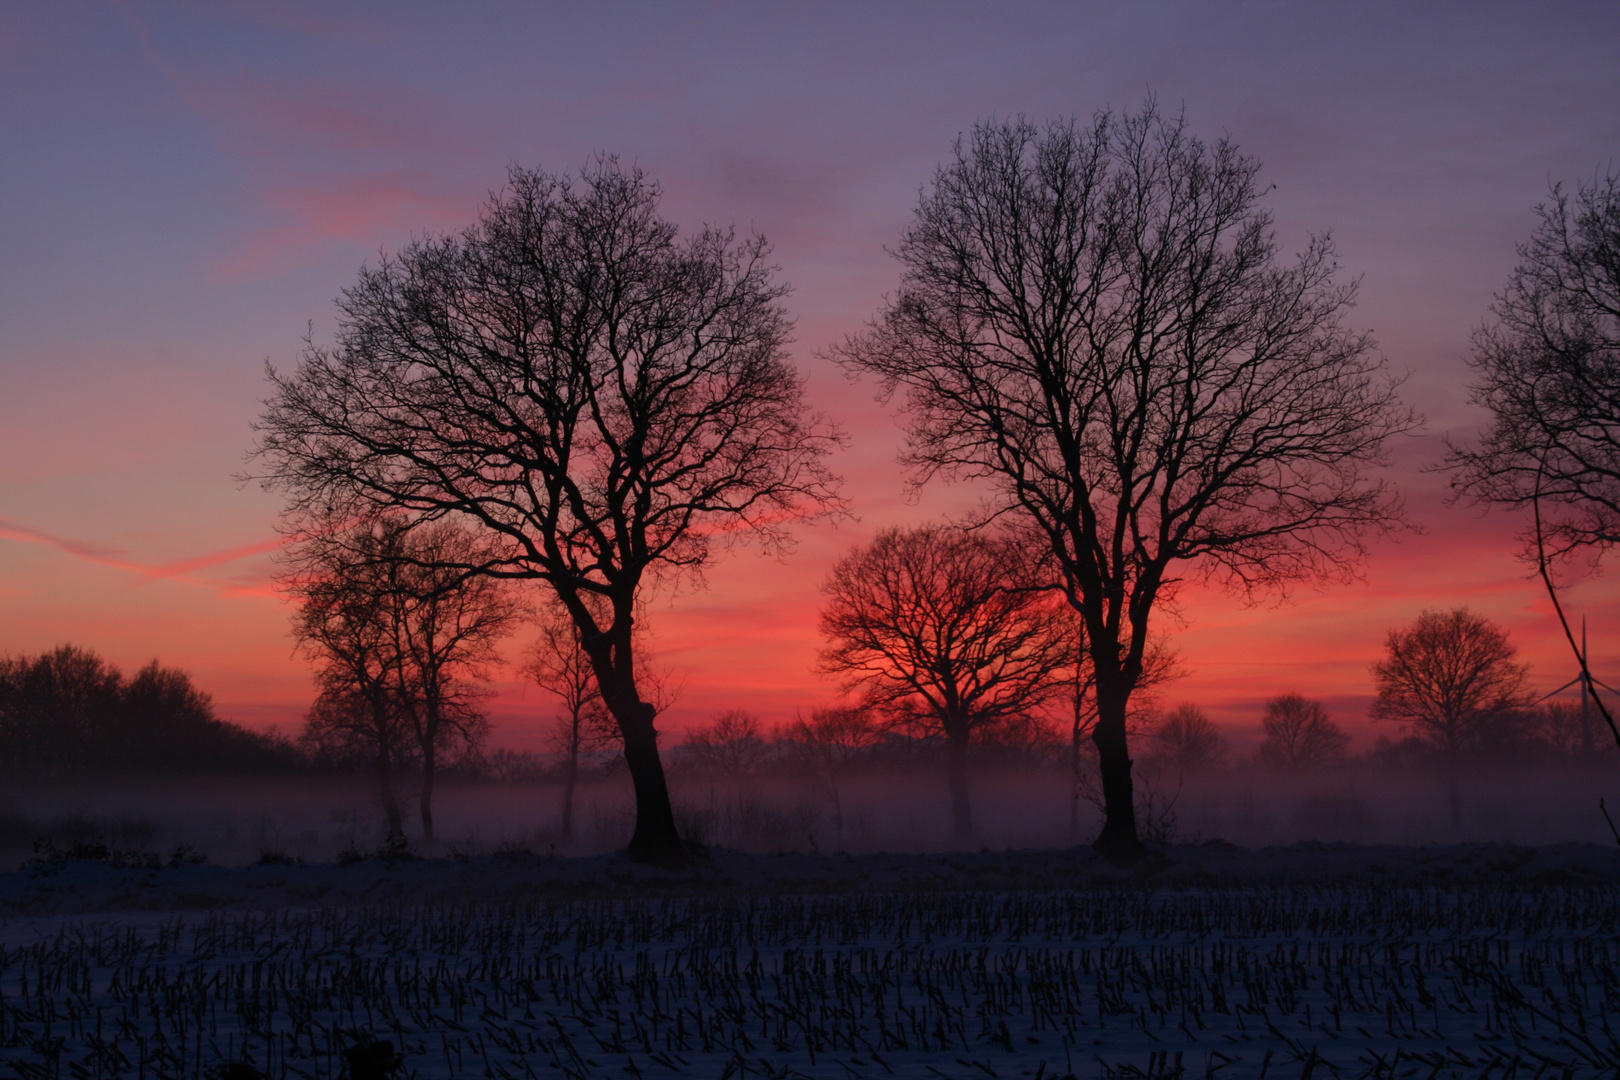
[0,845,1617,1079]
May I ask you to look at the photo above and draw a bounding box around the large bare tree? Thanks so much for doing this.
[1371,607,1534,830]
[253,159,842,864]
[1446,171,1620,753]
[837,107,1413,860]
[818,524,1072,841]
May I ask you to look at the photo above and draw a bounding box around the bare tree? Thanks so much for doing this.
[682,711,772,781]
[252,159,842,864]
[1256,693,1349,771]
[289,561,412,843]
[385,522,521,840]
[1449,171,1620,558]
[1446,171,1620,754]
[522,607,616,843]
[781,706,883,845]
[1148,704,1229,772]
[1370,608,1535,830]
[837,106,1413,860]
[1537,698,1618,762]
[283,518,520,842]
[818,524,1072,841]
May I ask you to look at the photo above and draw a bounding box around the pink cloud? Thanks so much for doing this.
[0,515,289,595]
[208,176,471,282]
[0,518,145,573]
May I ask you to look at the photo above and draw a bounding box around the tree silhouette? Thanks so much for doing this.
[1256,693,1349,771]
[781,706,882,845]
[253,159,841,864]
[818,524,1071,841]
[522,606,617,843]
[0,646,290,776]
[1447,171,1620,754]
[283,519,519,841]
[287,536,414,842]
[838,106,1412,860]
[1449,171,1620,559]
[1371,608,1534,830]
[1148,704,1228,772]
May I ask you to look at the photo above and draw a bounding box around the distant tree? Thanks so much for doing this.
[288,546,413,842]
[1536,698,1619,762]
[836,107,1414,860]
[283,519,519,841]
[818,524,1072,841]
[781,706,884,844]
[252,159,842,865]
[1149,705,1229,772]
[0,646,121,770]
[522,607,618,842]
[0,646,291,776]
[1370,608,1535,829]
[384,522,522,840]
[1256,693,1349,771]
[476,747,555,784]
[682,711,772,782]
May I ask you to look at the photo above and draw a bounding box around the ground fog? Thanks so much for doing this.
[2,758,1617,868]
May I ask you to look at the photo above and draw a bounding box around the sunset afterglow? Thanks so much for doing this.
[4,2,1620,753]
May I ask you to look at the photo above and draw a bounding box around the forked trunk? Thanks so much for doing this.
[1090,688,1143,863]
[946,731,973,842]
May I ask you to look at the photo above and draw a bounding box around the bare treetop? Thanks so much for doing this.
[254,159,842,598]
[844,111,1411,603]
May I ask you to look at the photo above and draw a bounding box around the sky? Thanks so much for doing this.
[3,1,1620,751]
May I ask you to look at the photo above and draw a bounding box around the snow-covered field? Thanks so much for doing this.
[0,843,1617,1079]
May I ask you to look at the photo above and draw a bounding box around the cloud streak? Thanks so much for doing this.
[0,516,288,592]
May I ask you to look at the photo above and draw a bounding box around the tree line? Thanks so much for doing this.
[240,99,1620,864]
[0,646,297,776]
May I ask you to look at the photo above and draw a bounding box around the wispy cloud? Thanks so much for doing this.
[208,176,469,282]
[0,516,288,593]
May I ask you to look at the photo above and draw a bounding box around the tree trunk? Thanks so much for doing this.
[1069,713,1084,842]
[614,699,685,865]
[829,775,844,846]
[1090,688,1142,863]
[377,745,403,846]
[561,744,579,843]
[419,741,436,842]
[946,732,973,842]
[1445,753,1461,833]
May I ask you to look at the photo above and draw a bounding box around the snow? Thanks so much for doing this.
[0,843,1616,1078]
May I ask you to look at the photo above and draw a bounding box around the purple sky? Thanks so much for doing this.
[3,2,1620,748]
